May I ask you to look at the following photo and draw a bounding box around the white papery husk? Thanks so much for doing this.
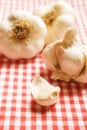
[30,75,60,106]
[42,27,87,83]
[34,0,76,45]
[0,10,47,59]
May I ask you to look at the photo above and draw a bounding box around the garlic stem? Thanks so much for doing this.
[9,19,32,43]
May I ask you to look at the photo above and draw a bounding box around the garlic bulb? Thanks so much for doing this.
[34,0,76,45]
[0,10,47,59]
[42,27,87,83]
[30,75,60,106]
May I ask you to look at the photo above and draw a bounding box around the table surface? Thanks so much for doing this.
[0,0,87,130]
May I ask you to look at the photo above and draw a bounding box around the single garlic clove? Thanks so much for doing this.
[34,0,76,45]
[74,64,87,83]
[30,75,60,106]
[0,10,47,59]
[56,46,84,76]
[42,40,59,71]
[55,28,85,76]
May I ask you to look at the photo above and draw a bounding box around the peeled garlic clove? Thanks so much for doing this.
[42,27,87,83]
[0,10,47,59]
[34,0,76,45]
[30,75,60,106]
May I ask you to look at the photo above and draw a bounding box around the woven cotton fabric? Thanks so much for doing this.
[0,0,87,130]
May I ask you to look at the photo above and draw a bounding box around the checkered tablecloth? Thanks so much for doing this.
[0,0,87,130]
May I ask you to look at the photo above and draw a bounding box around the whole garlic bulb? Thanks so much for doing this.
[42,27,87,83]
[0,10,47,59]
[34,0,76,45]
[30,75,60,106]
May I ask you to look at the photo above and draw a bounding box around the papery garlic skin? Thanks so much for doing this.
[34,0,76,45]
[42,27,87,83]
[30,75,60,106]
[0,10,47,59]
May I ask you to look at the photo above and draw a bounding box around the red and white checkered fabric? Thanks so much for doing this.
[0,0,87,130]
